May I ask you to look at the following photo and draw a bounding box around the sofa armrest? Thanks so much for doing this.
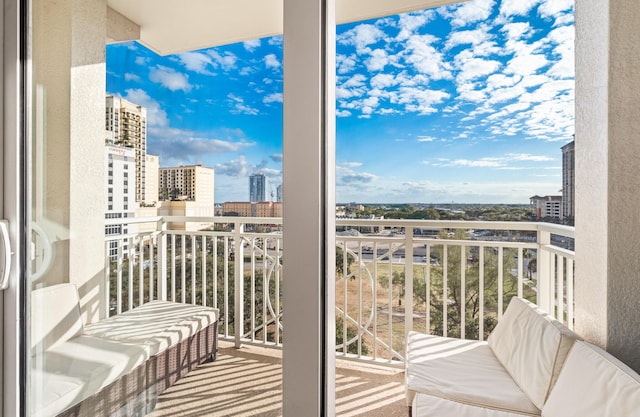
[542,341,640,417]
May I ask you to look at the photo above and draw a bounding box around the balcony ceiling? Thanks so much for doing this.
[106,0,465,55]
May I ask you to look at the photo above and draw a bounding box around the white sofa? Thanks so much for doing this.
[405,297,640,416]
[31,284,219,417]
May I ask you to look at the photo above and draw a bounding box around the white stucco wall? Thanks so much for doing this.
[576,0,640,372]
[33,0,108,324]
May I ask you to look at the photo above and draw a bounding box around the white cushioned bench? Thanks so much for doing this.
[31,284,219,417]
[405,297,640,416]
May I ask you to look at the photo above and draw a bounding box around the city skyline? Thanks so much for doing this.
[106,0,574,204]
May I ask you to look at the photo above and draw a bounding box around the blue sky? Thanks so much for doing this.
[106,0,574,204]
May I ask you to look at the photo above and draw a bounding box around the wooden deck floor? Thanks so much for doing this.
[148,341,407,417]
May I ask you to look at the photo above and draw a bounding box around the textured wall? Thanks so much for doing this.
[576,0,640,372]
[606,0,640,373]
[33,0,107,324]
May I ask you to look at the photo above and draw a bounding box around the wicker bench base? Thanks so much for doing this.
[146,322,218,410]
[56,322,218,417]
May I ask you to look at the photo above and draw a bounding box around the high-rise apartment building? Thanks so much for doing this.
[105,145,136,259]
[159,164,214,203]
[106,95,147,203]
[561,140,575,222]
[276,183,283,202]
[144,154,159,205]
[249,173,267,202]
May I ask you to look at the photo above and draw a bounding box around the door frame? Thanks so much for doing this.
[3,0,27,415]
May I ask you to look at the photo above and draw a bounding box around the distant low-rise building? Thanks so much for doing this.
[158,200,216,231]
[530,195,563,221]
[222,201,282,217]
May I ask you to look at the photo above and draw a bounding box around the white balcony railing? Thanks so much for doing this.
[104,216,575,366]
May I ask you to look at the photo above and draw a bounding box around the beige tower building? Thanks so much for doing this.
[158,165,215,231]
[106,95,147,202]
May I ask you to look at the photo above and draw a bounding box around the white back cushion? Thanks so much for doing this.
[31,284,84,354]
[542,341,640,417]
[488,297,580,409]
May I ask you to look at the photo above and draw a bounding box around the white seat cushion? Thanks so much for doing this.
[31,335,148,417]
[413,392,540,417]
[542,341,640,417]
[84,301,219,356]
[30,370,85,417]
[406,332,540,416]
[31,284,84,355]
[488,297,580,409]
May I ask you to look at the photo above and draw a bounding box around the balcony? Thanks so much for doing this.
[103,216,575,414]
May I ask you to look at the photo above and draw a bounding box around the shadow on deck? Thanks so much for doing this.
[148,341,407,417]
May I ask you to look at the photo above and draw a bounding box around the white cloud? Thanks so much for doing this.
[342,96,380,116]
[337,54,357,74]
[365,49,389,72]
[538,0,573,18]
[396,9,435,40]
[227,93,259,115]
[370,73,397,90]
[448,0,495,27]
[500,0,541,17]
[337,162,377,185]
[501,22,534,41]
[336,109,352,117]
[505,54,548,76]
[340,162,363,168]
[263,93,283,104]
[215,155,250,177]
[134,56,149,66]
[405,34,452,80]
[435,153,554,169]
[178,51,214,74]
[343,74,367,88]
[149,66,192,92]
[243,39,261,52]
[392,87,450,115]
[507,153,554,162]
[486,74,521,90]
[454,50,501,82]
[338,23,387,54]
[545,25,575,79]
[207,50,238,71]
[157,136,253,159]
[340,172,377,184]
[123,89,169,127]
[264,54,281,69]
[124,73,141,82]
[417,136,436,142]
[268,35,283,46]
[446,28,492,50]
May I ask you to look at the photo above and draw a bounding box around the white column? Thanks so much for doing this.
[575,0,640,372]
[283,0,336,414]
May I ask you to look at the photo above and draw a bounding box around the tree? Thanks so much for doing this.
[413,229,530,340]
[378,270,406,306]
[336,316,369,355]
